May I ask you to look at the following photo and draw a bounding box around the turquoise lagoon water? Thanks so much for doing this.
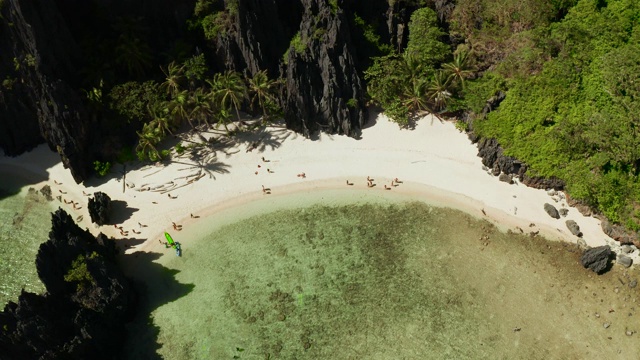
[124,189,640,359]
[0,179,54,305]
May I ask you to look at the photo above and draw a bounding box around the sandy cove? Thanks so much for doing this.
[1,113,636,264]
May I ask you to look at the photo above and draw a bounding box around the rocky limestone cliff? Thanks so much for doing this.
[214,0,367,137]
[282,0,366,137]
[0,209,136,359]
[214,0,302,76]
[0,0,90,182]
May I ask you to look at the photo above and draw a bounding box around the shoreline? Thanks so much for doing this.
[1,113,635,267]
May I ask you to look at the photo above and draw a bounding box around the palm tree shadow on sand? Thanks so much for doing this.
[119,249,195,359]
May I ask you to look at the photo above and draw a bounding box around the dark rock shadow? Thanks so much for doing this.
[115,237,147,254]
[361,107,380,130]
[108,200,139,225]
[119,250,195,359]
[0,163,52,201]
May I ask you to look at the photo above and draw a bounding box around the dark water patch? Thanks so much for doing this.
[120,250,195,359]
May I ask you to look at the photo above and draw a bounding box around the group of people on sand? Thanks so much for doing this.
[349,176,402,190]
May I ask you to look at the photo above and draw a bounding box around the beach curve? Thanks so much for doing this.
[1,113,634,265]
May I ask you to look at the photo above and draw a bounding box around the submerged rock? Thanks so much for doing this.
[581,246,613,274]
[544,203,560,219]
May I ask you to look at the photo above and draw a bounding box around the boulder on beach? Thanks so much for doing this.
[544,203,560,219]
[498,173,513,184]
[88,192,111,226]
[559,208,569,217]
[565,220,583,237]
[617,254,633,268]
[581,246,613,274]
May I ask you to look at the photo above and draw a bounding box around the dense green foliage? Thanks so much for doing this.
[364,0,640,230]
[365,7,459,125]
[469,0,640,229]
[64,254,97,292]
[42,0,640,234]
[93,160,111,177]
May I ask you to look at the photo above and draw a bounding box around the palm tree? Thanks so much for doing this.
[160,61,185,98]
[428,70,452,111]
[207,70,248,122]
[136,122,163,161]
[168,90,193,128]
[247,70,277,117]
[402,78,430,112]
[112,17,152,77]
[402,53,426,84]
[212,107,232,135]
[147,102,172,136]
[114,36,153,77]
[189,87,213,127]
[442,51,473,89]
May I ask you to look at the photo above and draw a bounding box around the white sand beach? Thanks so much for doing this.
[1,113,634,264]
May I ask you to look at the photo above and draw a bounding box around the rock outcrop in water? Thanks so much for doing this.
[580,245,613,274]
[0,209,136,359]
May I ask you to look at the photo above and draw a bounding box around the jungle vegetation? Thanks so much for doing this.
[74,0,640,232]
[366,0,640,231]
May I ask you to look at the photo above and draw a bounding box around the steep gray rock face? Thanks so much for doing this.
[283,0,367,137]
[0,0,89,182]
[215,0,367,137]
[214,0,302,76]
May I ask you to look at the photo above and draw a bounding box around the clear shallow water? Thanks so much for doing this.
[125,190,640,359]
[0,182,54,304]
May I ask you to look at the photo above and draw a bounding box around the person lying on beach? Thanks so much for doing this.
[54,180,62,185]
[367,182,375,188]
[384,185,391,190]
[346,180,353,186]
[190,213,200,219]
[262,156,270,162]
[367,176,373,182]
[172,222,183,231]
[394,177,402,184]
[297,173,306,178]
